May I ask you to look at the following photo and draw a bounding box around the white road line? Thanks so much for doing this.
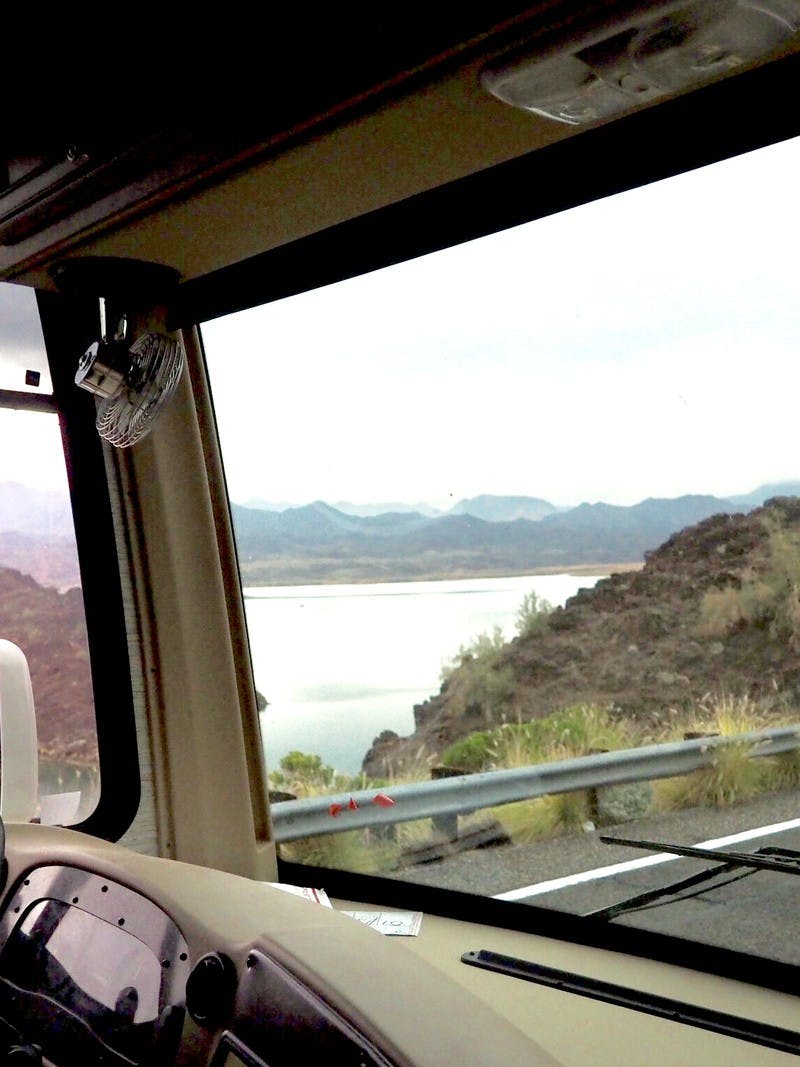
[493,816,800,902]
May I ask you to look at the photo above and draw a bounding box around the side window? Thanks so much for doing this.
[0,285,99,824]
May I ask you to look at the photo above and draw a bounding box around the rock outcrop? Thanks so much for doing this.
[363,499,800,777]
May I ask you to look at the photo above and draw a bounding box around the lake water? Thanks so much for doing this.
[245,573,603,775]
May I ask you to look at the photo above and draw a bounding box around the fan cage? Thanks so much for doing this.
[96,333,184,448]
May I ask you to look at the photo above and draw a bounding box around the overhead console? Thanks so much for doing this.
[0,11,562,291]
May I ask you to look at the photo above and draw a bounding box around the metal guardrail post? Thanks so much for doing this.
[430,766,464,840]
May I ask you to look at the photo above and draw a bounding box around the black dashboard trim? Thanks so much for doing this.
[0,864,190,1066]
[279,859,800,1001]
[462,948,800,1057]
[227,948,396,1067]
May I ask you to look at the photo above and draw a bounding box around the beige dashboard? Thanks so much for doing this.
[0,823,550,1066]
[1,823,798,1065]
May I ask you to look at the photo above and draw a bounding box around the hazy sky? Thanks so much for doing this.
[2,135,798,504]
[0,285,63,492]
[0,285,50,393]
[202,133,800,509]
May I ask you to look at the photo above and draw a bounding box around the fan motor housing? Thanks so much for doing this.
[75,340,132,399]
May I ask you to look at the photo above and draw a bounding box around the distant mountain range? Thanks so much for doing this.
[0,482,80,587]
[447,495,562,522]
[726,482,800,507]
[3,480,800,587]
[332,500,442,518]
[230,483,800,584]
[0,481,74,537]
[242,484,800,524]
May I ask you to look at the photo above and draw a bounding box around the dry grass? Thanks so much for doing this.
[276,691,800,870]
[653,693,776,811]
[492,792,592,845]
[278,830,398,873]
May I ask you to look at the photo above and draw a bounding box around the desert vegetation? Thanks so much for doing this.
[272,691,800,873]
[434,589,554,729]
[698,521,800,652]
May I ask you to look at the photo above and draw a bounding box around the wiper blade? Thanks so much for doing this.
[600,835,800,876]
[586,859,752,920]
[586,838,800,922]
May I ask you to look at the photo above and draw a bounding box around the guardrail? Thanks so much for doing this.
[270,725,800,843]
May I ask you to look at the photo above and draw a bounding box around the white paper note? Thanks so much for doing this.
[342,911,423,936]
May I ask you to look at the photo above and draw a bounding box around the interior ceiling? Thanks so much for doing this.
[1,5,611,152]
[2,3,798,294]
[0,4,577,289]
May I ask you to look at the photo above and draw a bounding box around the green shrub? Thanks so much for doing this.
[440,625,507,683]
[697,585,747,636]
[439,625,516,727]
[441,731,495,772]
[269,750,383,797]
[765,525,800,650]
[764,748,800,791]
[515,589,554,638]
[270,751,335,795]
[279,830,399,873]
[533,703,628,755]
[655,742,765,810]
[441,704,626,774]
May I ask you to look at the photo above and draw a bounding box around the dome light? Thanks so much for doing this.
[482,1,800,125]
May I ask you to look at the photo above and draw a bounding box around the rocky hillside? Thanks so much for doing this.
[0,532,82,589]
[0,567,96,764]
[363,498,800,776]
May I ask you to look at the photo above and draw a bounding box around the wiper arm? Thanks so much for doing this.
[600,835,800,876]
[586,859,752,920]
[586,838,800,922]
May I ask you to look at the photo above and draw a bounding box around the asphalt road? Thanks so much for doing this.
[387,790,800,963]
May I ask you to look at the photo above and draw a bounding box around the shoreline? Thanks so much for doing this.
[241,561,643,590]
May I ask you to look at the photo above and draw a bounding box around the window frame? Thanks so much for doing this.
[187,52,800,989]
[24,289,141,840]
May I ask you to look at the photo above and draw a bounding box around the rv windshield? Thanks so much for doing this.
[201,133,800,969]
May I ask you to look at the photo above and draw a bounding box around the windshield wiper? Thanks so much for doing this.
[586,837,800,921]
[600,835,800,875]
